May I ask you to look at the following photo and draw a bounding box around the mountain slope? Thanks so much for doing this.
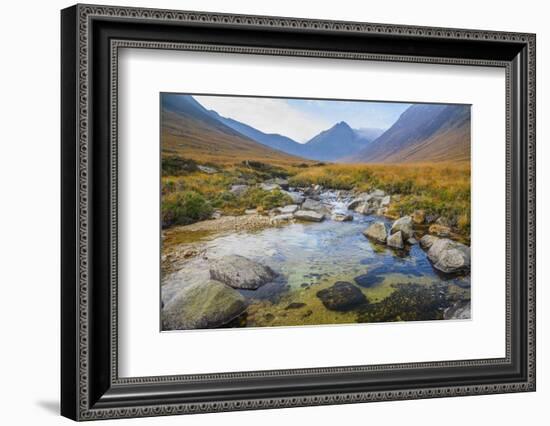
[301,121,377,162]
[210,110,307,158]
[161,94,309,166]
[352,104,471,163]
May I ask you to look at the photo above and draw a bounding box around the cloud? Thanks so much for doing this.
[194,96,331,143]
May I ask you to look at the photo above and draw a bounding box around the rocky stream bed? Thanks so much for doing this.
[161,183,471,331]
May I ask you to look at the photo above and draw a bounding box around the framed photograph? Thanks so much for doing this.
[61,4,536,421]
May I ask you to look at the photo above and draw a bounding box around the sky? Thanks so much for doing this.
[194,95,411,143]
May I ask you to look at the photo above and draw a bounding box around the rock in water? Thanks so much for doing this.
[270,213,294,224]
[279,204,299,214]
[162,280,246,330]
[283,191,305,204]
[429,224,452,237]
[294,210,325,222]
[390,216,414,240]
[387,230,404,249]
[427,238,471,273]
[316,282,367,311]
[363,222,388,243]
[419,234,438,249]
[444,300,471,320]
[332,212,353,222]
[302,198,330,214]
[209,255,276,289]
[347,198,365,210]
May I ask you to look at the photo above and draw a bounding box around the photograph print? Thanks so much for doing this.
[160,93,471,331]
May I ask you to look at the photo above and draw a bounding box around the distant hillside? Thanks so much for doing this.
[301,121,377,162]
[352,104,471,163]
[210,110,307,158]
[161,94,308,166]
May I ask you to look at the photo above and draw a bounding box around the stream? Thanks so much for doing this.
[161,190,471,328]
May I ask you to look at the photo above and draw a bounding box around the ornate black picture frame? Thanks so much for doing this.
[61,4,536,421]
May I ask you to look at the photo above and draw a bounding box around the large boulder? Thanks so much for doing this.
[302,198,330,214]
[370,189,385,198]
[419,234,438,250]
[162,280,246,330]
[387,230,404,249]
[283,190,305,204]
[427,238,471,273]
[294,210,325,222]
[355,202,375,215]
[209,255,276,289]
[390,216,414,240]
[363,222,388,244]
[316,282,367,311]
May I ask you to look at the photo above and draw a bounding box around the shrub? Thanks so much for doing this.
[161,156,198,176]
[161,191,213,228]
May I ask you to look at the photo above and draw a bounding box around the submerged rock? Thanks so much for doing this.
[427,238,471,273]
[316,282,367,311]
[162,280,246,330]
[387,230,404,249]
[444,300,471,320]
[390,216,414,240]
[209,255,276,289]
[294,210,325,222]
[332,212,353,222]
[363,222,388,243]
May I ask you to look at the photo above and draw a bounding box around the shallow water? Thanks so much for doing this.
[162,193,471,328]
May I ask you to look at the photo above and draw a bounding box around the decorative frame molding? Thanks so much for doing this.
[61,4,536,421]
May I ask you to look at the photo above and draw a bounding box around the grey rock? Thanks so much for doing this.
[230,184,248,196]
[294,210,325,222]
[302,198,330,214]
[429,224,452,237]
[162,280,246,330]
[387,231,404,249]
[197,165,218,174]
[380,195,391,207]
[419,234,438,250]
[363,222,388,244]
[391,216,414,240]
[436,216,452,227]
[407,237,418,245]
[209,255,276,289]
[316,282,367,311]
[412,209,426,224]
[332,212,353,222]
[279,204,299,214]
[355,202,375,215]
[283,191,305,204]
[427,238,471,273]
[244,209,257,215]
[260,183,281,191]
[347,198,365,210]
[270,213,294,224]
[370,189,385,198]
